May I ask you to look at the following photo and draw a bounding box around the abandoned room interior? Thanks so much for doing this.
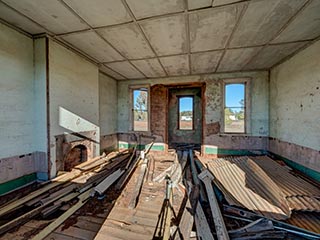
[0,0,320,239]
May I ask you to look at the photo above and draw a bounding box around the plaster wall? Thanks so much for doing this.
[99,72,118,153]
[0,22,34,159]
[118,71,269,152]
[270,40,320,171]
[99,72,118,135]
[48,39,100,177]
[270,40,320,151]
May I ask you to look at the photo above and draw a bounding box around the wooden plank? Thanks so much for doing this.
[55,226,97,240]
[44,232,83,240]
[95,225,150,240]
[0,190,78,235]
[94,169,124,195]
[198,170,229,240]
[115,156,140,190]
[32,189,92,240]
[128,157,149,209]
[174,195,194,240]
[0,169,81,217]
[194,201,214,240]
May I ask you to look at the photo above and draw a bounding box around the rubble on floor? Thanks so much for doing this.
[0,146,319,240]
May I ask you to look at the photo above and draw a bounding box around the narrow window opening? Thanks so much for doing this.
[133,88,148,131]
[224,83,245,133]
[179,96,193,130]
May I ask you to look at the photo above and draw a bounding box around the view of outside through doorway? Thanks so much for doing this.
[224,83,245,133]
[179,97,193,130]
[133,89,148,131]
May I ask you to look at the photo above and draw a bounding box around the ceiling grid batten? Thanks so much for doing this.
[184,0,192,75]
[215,1,249,72]
[60,0,147,79]
[0,0,319,79]
[120,0,168,77]
[241,0,313,71]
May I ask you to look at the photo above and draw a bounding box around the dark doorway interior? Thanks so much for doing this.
[64,144,87,171]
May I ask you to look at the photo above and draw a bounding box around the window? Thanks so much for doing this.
[132,88,148,131]
[224,83,246,133]
[179,96,193,130]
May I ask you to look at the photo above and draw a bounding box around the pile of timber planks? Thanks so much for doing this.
[0,148,140,239]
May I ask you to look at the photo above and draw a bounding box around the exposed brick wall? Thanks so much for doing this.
[150,84,168,144]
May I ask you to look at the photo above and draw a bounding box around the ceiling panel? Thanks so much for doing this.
[188,0,211,10]
[140,14,187,56]
[0,2,45,34]
[229,0,307,48]
[62,0,132,28]
[189,3,245,52]
[159,55,189,76]
[212,0,244,7]
[97,23,155,59]
[191,51,223,74]
[131,58,166,78]
[61,31,124,62]
[244,42,308,70]
[106,61,145,79]
[3,0,88,34]
[100,65,126,80]
[126,0,184,20]
[272,0,320,43]
[217,46,262,72]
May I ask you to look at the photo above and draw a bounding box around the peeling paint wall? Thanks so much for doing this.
[0,22,34,159]
[99,72,118,135]
[33,37,48,179]
[118,71,269,152]
[48,39,100,177]
[270,40,320,171]
[99,72,118,152]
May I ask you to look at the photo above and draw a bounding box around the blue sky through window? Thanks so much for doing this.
[134,90,147,110]
[180,97,193,112]
[226,84,244,107]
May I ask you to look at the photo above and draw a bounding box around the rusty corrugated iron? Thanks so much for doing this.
[251,156,320,212]
[207,156,291,220]
[286,212,320,234]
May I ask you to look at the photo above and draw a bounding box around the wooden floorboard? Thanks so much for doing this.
[94,152,183,240]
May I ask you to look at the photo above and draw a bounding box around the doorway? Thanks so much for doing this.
[168,87,202,147]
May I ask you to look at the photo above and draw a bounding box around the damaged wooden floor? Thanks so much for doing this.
[0,152,184,240]
[94,152,184,239]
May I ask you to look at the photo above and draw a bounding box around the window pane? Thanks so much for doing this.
[224,107,245,133]
[133,89,148,131]
[225,84,245,107]
[179,97,193,130]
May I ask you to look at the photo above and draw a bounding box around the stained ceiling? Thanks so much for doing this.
[0,0,319,80]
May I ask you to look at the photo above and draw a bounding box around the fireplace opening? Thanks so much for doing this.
[64,144,88,171]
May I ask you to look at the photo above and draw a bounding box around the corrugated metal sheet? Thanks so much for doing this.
[286,212,320,234]
[251,156,320,212]
[207,156,291,220]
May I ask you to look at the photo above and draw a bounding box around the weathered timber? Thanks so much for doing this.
[195,200,214,240]
[198,169,229,240]
[94,169,124,195]
[32,189,92,240]
[128,156,149,209]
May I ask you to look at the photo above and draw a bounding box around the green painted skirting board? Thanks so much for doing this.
[204,147,266,156]
[0,173,37,195]
[118,143,165,151]
[269,152,320,182]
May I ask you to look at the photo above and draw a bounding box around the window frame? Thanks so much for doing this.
[221,78,251,134]
[177,95,194,131]
[129,84,150,132]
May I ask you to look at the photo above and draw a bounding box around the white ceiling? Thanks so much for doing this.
[0,0,319,80]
